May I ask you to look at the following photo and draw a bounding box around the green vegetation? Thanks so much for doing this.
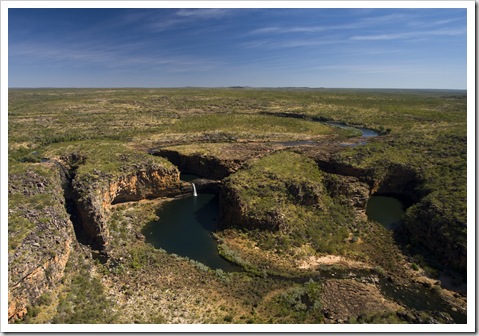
[51,255,116,324]
[8,88,356,151]
[8,88,467,324]
[166,113,353,140]
[224,151,354,255]
[8,162,66,252]
[265,280,323,323]
[332,95,466,273]
[44,140,175,176]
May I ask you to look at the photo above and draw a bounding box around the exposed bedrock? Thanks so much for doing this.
[293,146,423,203]
[190,178,222,194]
[312,156,423,206]
[9,156,193,322]
[152,149,236,180]
[368,162,424,205]
[153,146,463,275]
[153,147,424,230]
[400,195,467,274]
[8,163,74,322]
[107,167,189,204]
[218,185,287,231]
[156,144,424,210]
[323,174,370,209]
[218,152,329,232]
[151,143,276,180]
[70,162,191,251]
[286,180,324,206]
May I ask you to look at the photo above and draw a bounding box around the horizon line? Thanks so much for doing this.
[8,86,467,91]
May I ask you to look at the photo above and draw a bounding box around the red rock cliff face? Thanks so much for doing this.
[154,149,240,180]
[9,160,190,322]
[108,167,184,204]
[74,163,190,249]
[8,163,74,322]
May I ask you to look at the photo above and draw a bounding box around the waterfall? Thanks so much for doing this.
[192,183,197,197]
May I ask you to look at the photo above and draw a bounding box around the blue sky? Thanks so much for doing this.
[8,7,467,89]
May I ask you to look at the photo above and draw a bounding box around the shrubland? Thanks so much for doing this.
[8,88,467,324]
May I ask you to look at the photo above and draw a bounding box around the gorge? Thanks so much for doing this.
[7,88,467,325]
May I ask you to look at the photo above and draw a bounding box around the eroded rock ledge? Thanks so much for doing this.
[68,160,191,250]
[8,163,74,322]
[9,153,191,322]
[151,143,277,179]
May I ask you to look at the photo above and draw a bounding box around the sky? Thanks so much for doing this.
[7,7,467,89]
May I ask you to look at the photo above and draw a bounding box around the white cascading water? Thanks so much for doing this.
[192,183,197,197]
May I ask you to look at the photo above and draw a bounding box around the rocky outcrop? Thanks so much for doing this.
[401,193,467,274]
[151,143,276,180]
[107,166,187,204]
[72,163,190,249]
[321,279,401,323]
[191,178,222,194]
[153,149,237,180]
[159,142,461,279]
[218,152,328,232]
[219,181,288,231]
[217,184,241,230]
[323,174,370,208]
[8,163,74,322]
[369,163,424,205]
[8,153,192,322]
[296,147,423,206]
[219,184,270,230]
[286,181,323,207]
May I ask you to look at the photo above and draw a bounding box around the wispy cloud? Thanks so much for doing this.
[249,26,328,35]
[351,32,415,41]
[313,63,437,75]
[8,8,466,89]
[142,8,231,32]
[351,28,466,41]
[241,38,340,49]
[247,11,464,43]
[248,13,416,36]
[9,40,220,73]
[176,9,229,18]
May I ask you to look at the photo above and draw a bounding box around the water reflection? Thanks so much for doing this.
[143,194,238,272]
[366,196,404,230]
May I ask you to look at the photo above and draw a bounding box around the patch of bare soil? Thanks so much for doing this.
[320,279,401,323]
[297,255,371,270]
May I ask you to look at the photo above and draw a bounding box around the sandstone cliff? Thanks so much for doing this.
[71,161,190,249]
[9,151,190,322]
[218,152,346,239]
[154,149,234,180]
[152,143,276,180]
[8,163,74,322]
[323,174,370,209]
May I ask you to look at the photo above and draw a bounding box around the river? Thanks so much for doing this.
[142,193,238,272]
[366,196,404,230]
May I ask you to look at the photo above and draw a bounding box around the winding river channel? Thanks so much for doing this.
[143,191,465,323]
[144,121,465,323]
[143,192,237,272]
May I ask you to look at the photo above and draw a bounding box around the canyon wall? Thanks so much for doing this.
[72,162,190,249]
[8,163,74,321]
[154,149,236,180]
[8,158,189,322]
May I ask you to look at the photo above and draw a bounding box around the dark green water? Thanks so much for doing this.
[366,196,404,230]
[142,192,465,322]
[142,194,237,272]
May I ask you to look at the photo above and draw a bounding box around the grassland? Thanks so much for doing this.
[221,151,352,253]
[8,87,467,325]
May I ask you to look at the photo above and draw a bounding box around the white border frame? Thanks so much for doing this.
[1,1,475,333]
